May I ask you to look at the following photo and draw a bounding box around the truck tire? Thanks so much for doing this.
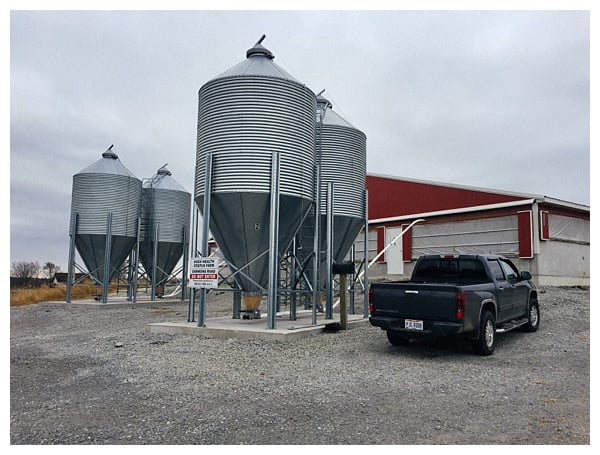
[522,298,540,332]
[387,331,409,346]
[473,310,496,356]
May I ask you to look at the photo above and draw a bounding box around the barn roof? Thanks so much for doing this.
[367,173,589,222]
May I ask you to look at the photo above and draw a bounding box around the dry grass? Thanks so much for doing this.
[10,284,100,307]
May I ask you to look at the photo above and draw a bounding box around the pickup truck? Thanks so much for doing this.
[369,254,540,355]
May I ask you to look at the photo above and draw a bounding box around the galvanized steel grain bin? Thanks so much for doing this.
[317,95,367,261]
[70,147,142,283]
[194,37,316,295]
[300,96,367,283]
[139,165,191,287]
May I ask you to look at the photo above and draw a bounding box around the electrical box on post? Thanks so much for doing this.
[332,261,355,275]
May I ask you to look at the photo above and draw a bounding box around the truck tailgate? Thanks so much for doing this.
[371,283,460,321]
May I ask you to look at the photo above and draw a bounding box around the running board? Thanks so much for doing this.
[496,318,528,333]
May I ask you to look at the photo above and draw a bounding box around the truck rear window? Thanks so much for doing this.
[412,258,490,283]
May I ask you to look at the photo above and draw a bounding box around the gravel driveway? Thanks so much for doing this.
[10,286,589,445]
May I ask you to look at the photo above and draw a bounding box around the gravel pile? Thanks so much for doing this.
[10,286,589,445]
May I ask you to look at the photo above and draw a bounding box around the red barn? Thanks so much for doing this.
[355,173,589,286]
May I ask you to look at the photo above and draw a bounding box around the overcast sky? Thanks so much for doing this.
[7,5,591,270]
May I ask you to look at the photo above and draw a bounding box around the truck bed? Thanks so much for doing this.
[369,282,463,322]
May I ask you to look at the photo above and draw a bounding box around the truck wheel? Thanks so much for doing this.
[473,310,496,356]
[387,331,409,346]
[522,299,540,332]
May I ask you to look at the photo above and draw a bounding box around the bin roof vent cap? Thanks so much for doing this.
[246,34,274,59]
[101,144,118,159]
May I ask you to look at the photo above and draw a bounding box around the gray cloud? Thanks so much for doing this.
[9,10,590,269]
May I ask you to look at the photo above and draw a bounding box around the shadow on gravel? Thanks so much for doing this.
[369,329,526,359]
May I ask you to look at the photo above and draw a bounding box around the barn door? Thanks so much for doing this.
[385,227,404,275]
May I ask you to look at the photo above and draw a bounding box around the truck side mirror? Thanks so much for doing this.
[519,271,532,281]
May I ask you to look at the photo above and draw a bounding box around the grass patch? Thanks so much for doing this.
[10,284,100,307]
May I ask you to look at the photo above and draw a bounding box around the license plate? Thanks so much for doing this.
[405,319,423,330]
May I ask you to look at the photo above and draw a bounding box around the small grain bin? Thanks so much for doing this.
[139,165,191,295]
[68,146,142,294]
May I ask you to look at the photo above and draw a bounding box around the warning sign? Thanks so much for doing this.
[188,257,218,289]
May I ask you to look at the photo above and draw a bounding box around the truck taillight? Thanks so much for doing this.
[368,287,374,314]
[456,291,466,320]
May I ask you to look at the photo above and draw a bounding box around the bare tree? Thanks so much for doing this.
[11,261,40,279]
[11,261,41,287]
[43,262,60,280]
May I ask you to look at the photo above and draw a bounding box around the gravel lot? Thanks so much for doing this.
[10,286,589,445]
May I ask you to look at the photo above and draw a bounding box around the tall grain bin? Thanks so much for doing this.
[317,95,367,261]
[140,165,191,291]
[300,95,367,284]
[194,36,316,302]
[69,146,142,285]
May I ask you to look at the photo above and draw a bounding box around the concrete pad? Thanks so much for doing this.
[144,311,369,341]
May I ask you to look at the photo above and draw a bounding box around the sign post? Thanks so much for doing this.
[188,257,218,289]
